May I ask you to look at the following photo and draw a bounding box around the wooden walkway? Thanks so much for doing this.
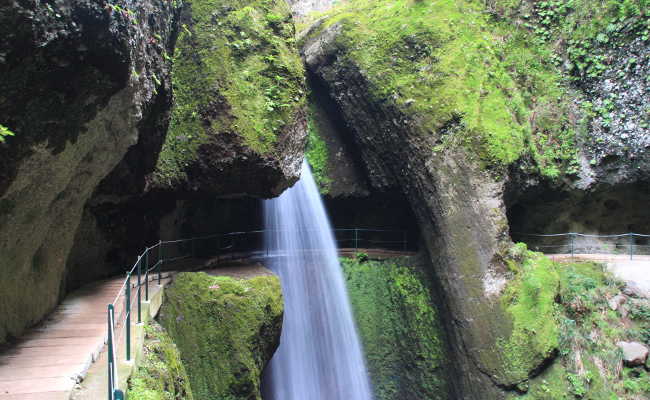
[0,277,124,400]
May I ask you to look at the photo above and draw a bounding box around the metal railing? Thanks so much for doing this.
[107,240,166,400]
[516,232,650,259]
[105,227,410,399]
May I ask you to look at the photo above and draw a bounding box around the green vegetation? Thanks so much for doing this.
[0,124,14,143]
[154,0,305,185]
[160,272,283,400]
[341,256,448,400]
[128,322,194,400]
[502,249,650,399]
[495,0,649,80]
[305,102,332,193]
[305,0,576,178]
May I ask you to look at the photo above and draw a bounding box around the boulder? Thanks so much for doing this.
[623,282,650,299]
[150,0,307,197]
[609,294,627,311]
[160,271,283,400]
[616,341,649,366]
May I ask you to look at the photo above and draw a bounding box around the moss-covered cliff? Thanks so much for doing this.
[300,0,649,396]
[341,256,450,400]
[303,0,575,178]
[159,272,283,400]
[153,0,308,196]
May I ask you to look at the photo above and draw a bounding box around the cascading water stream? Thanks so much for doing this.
[262,160,373,400]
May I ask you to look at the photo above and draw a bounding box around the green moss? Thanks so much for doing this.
[305,102,332,193]
[154,0,306,185]
[341,257,448,400]
[499,250,561,384]
[160,272,283,400]
[128,322,194,400]
[307,0,576,177]
[508,362,572,399]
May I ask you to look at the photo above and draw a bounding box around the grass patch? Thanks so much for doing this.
[508,256,650,398]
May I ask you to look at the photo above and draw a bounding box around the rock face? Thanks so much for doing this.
[577,37,650,186]
[299,0,592,395]
[0,0,308,344]
[303,21,517,400]
[160,271,283,400]
[503,10,650,238]
[0,0,180,344]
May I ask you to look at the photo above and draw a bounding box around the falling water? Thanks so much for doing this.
[263,160,373,400]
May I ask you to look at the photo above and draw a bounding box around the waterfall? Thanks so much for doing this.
[262,160,373,400]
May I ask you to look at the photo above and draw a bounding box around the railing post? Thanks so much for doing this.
[629,234,634,260]
[145,250,149,302]
[107,304,114,400]
[137,255,142,324]
[126,273,131,361]
[570,233,575,259]
[354,228,358,251]
[158,240,162,285]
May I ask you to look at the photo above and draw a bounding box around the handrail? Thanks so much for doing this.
[104,227,409,399]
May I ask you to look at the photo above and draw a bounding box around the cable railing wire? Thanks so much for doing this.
[516,232,650,259]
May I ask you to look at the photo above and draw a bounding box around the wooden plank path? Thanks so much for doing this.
[0,277,125,399]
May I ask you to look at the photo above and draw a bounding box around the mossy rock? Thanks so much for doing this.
[303,0,576,178]
[160,272,283,400]
[498,251,561,385]
[154,0,306,188]
[341,256,449,400]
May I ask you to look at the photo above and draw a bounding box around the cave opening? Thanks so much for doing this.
[506,181,650,252]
